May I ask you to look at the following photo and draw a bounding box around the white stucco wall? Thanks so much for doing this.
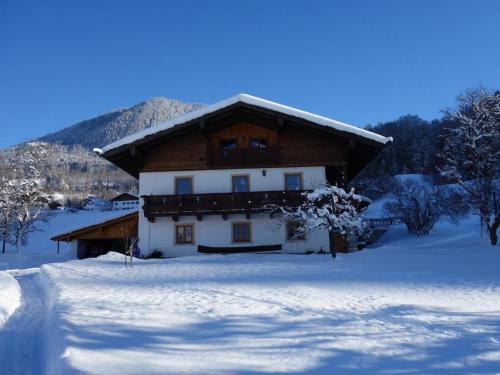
[138,166,329,257]
[140,166,326,196]
[142,214,330,257]
[112,200,139,210]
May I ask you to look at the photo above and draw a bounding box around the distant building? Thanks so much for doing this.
[80,196,111,211]
[110,192,139,210]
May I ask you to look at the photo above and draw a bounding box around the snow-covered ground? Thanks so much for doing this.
[0,271,20,328]
[0,269,47,375]
[0,206,499,374]
[0,209,136,375]
[34,216,500,374]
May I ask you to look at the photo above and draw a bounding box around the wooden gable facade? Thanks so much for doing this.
[102,102,386,184]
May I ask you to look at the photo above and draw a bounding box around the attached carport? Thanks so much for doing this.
[51,211,138,259]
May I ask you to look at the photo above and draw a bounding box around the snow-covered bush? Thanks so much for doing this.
[439,89,500,245]
[384,180,444,236]
[268,184,365,241]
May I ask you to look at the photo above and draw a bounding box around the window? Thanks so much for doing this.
[222,139,237,150]
[250,138,267,149]
[232,175,249,193]
[286,220,306,241]
[232,222,251,242]
[175,224,194,244]
[285,173,302,191]
[175,177,193,195]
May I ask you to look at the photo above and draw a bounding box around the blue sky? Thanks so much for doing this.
[1,0,499,148]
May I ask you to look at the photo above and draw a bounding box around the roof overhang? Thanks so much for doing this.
[51,211,138,242]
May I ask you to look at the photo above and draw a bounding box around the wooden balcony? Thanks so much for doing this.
[211,148,280,167]
[142,190,306,222]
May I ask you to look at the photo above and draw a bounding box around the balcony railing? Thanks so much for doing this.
[142,190,306,221]
[211,148,280,167]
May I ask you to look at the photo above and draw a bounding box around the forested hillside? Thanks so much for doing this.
[0,96,202,204]
[0,143,136,204]
[351,115,449,197]
[39,97,201,149]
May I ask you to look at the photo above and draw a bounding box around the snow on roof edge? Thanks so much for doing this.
[111,192,139,200]
[51,209,138,240]
[101,94,392,153]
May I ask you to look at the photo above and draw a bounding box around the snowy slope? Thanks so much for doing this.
[0,272,21,328]
[39,97,201,149]
[39,216,500,374]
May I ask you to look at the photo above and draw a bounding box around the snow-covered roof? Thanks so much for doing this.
[51,209,138,241]
[110,192,139,201]
[96,94,392,155]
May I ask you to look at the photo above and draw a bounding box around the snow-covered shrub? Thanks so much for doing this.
[267,184,365,241]
[384,180,444,236]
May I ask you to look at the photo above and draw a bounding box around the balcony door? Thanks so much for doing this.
[232,175,249,193]
[175,177,193,195]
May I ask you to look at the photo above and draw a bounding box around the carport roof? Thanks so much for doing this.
[51,210,138,242]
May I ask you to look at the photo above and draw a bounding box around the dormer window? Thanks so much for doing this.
[250,138,267,149]
[222,139,237,150]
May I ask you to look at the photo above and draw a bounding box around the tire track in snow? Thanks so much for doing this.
[0,269,46,375]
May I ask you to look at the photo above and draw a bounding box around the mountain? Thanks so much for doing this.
[39,97,202,149]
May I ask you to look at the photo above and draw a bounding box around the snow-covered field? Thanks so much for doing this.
[33,216,500,374]
[0,209,499,374]
[0,271,20,328]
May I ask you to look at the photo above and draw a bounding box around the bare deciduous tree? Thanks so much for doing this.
[439,89,500,245]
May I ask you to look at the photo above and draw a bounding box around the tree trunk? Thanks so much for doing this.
[489,215,500,246]
[2,239,5,254]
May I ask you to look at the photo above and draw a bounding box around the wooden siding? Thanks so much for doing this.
[102,102,387,179]
[141,130,208,172]
[138,118,350,174]
[210,122,279,150]
[280,126,347,167]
